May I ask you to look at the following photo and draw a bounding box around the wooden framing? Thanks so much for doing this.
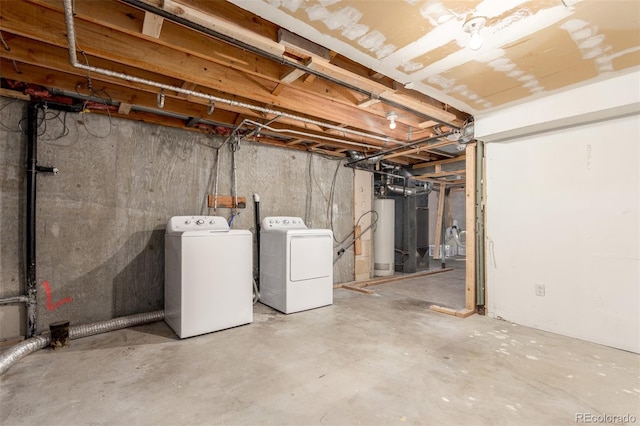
[433,184,446,260]
[334,268,454,293]
[465,143,477,311]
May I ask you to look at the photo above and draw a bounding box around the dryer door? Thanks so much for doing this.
[289,234,332,282]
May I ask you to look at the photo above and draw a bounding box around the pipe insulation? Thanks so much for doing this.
[61,0,430,150]
[0,310,164,376]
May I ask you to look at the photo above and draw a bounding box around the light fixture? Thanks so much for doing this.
[387,111,398,130]
[463,16,486,51]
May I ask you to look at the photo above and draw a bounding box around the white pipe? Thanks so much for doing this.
[61,0,409,150]
[0,295,29,305]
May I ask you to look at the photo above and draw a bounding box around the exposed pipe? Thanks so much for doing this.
[120,0,458,130]
[345,131,455,166]
[0,310,164,376]
[0,295,29,305]
[25,102,82,338]
[385,184,430,196]
[61,0,430,152]
[253,193,261,289]
[25,103,38,337]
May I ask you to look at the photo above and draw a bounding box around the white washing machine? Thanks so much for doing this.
[164,215,253,338]
[260,216,333,314]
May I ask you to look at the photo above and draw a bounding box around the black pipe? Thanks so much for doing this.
[253,194,261,290]
[25,101,82,337]
[25,103,39,337]
[344,131,456,167]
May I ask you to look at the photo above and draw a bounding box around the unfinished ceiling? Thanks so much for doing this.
[0,0,638,177]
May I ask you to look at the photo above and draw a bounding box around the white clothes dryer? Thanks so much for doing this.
[260,217,333,314]
[165,215,253,338]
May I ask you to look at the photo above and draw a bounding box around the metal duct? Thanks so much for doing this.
[0,310,164,375]
[385,184,430,196]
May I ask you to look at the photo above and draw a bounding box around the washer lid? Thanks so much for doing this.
[166,216,229,234]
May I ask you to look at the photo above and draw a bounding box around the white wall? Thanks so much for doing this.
[478,72,640,353]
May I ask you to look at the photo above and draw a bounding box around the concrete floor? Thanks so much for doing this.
[1,262,639,426]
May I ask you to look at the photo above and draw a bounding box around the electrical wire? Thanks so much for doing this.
[326,159,342,231]
[0,98,25,133]
[304,154,313,226]
[333,210,379,264]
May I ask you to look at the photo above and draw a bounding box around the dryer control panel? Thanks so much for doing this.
[166,215,229,233]
[262,216,307,230]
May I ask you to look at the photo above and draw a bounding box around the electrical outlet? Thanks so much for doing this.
[535,284,545,297]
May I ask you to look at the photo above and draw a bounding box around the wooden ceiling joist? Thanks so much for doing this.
[141,11,163,38]
[0,0,472,167]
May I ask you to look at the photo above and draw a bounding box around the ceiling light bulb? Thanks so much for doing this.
[463,16,486,51]
[387,111,398,130]
[469,31,483,50]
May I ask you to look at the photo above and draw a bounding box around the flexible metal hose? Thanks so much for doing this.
[0,310,164,375]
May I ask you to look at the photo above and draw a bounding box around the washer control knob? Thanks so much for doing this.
[185,220,191,225]
[209,220,214,224]
[196,219,205,225]
[283,219,289,225]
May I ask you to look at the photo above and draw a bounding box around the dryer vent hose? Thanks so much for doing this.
[0,310,164,376]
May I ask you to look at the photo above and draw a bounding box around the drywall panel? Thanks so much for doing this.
[230,0,640,114]
[484,113,640,353]
[475,70,640,141]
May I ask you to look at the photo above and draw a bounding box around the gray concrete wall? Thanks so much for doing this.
[0,98,354,339]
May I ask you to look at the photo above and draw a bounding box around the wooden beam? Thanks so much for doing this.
[340,285,374,295]
[0,3,401,139]
[158,0,286,57]
[429,305,475,318]
[433,184,446,260]
[354,225,362,256]
[177,81,197,99]
[0,88,31,101]
[412,155,466,170]
[278,28,330,60]
[280,58,312,84]
[418,120,438,129]
[117,102,132,115]
[280,67,307,84]
[381,139,458,161]
[345,267,454,288]
[465,142,477,311]
[357,97,381,109]
[207,195,247,209]
[429,305,458,315]
[142,11,163,38]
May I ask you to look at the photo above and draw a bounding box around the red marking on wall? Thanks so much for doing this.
[42,280,73,311]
